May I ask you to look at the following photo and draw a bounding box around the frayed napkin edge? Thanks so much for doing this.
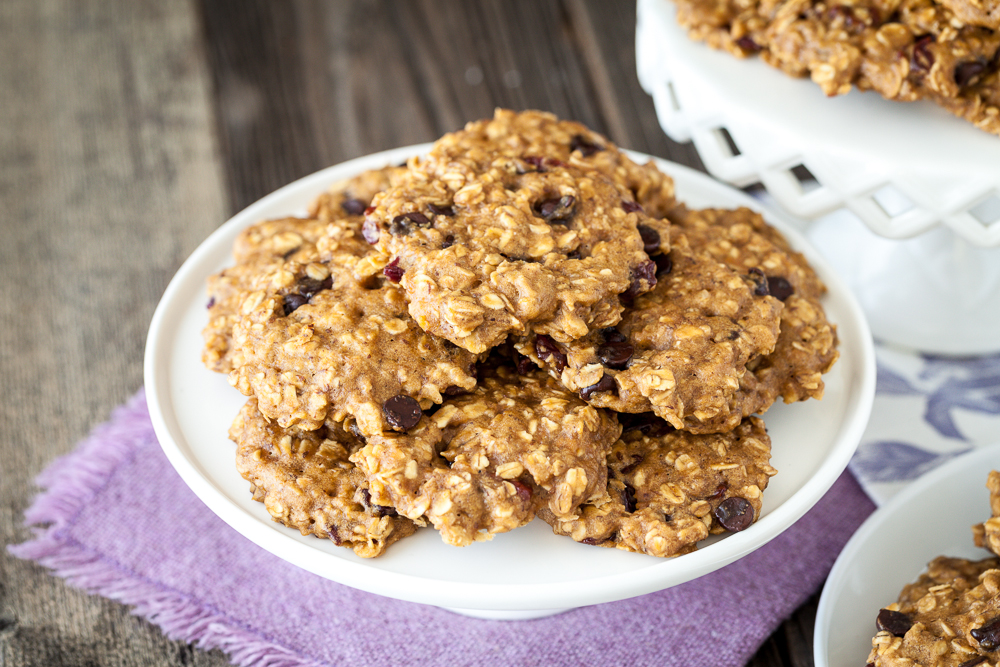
[8,389,327,667]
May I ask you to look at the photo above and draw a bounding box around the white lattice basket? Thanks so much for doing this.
[636,0,1000,353]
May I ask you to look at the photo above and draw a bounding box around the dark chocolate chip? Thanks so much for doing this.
[443,385,469,396]
[297,277,327,299]
[653,253,673,276]
[911,34,935,74]
[362,217,380,244]
[637,224,661,254]
[514,351,535,375]
[535,195,576,223]
[427,203,455,217]
[971,617,1000,649]
[341,198,367,215]
[282,293,309,316]
[766,276,794,301]
[597,340,633,370]
[876,609,913,637]
[383,257,404,283]
[570,134,603,157]
[389,212,432,236]
[620,260,658,304]
[620,482,637,513]
[618,412,672,438]
[713,497,754,532]
[601,327,627,344]
[534,335,567,372]
[748,268,769,296]
[622,199,644,213]
[441,234,456,249]
[382,395,422,430]
[206,296,216,309]
[580,373,616,400]
[736,36,762,52]
[955,59,988,87]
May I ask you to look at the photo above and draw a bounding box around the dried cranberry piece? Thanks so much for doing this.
[910,34,935,74]
[620,482,637,513]
[534,335,567,372]
[597,341,633,370]
[580,373,616,400]
[362,217,380,244]
[620,260,658,304]
[427,203,455,217]
[877,609,913,637]
[713,497,754,532]
[955,59,988,87]
[653,253,673,276]
[341,198,367,215]
[622,199,644,213]
[971,617,1000,649]
[736,36,762,52]
[513,351,535,375]
[708,482,728,499]
[328,526,343,546]
[382,395,422,430]
[510,479,533,503]
[535,195,576,223]
[360,489,398,517]
[570,134,603,157]
[580,536,608,546]
[282,293,309,316]
[748,268,769,296]
[389,212,432,236]
[637,224,661,254]
[766,276,794,301]
[383,257,404,283]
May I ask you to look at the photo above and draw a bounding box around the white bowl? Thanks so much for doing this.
[144,145,875,618]
[815,443,1000,667]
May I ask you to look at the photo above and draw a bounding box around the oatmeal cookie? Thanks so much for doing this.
[974,470,1000,556]
[351,364,621,547]
[515,232,784,433]
[228,224,479,436]
[360,112,661,353]
[867,555,1000,667]
[541,414,776,557]
[673,0,1000,137]
[230,399,417,558]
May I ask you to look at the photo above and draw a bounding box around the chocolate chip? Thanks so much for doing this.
[513,351,535,375]
[443,385,469,396]
[958,657,987,667]
[736,36,762,52]
[510,479,533,502]
[766,276,794,301]
[910,34,935,74]
[618,412,672,438]
[427,203,455,217]
[622,199,644,213]
[362,217,380,244]
[383,257,404,283]
[382,395,422,430]
[637,224,661,254]
[206,296,216,309]
[620,260,658,304]
[748,268,769,296]
[341,198,367,215]
[713,497,754,532]
[653,253,673,276]
[282,293,309,316]
[620,482,637,513]
[297,277,329,299]
[601,327,627,344]
[580,373,616,400]
[535,195,576,223]
[389,212,432,236]
[971,617,1000,649]
[876,609,913,636]
[598,341,633,370]
[955,59,988,87]
[441,234,456,249]
[534,335,567,372]
[570,134,603,157]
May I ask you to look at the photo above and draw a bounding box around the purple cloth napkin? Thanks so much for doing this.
[11,390,875,667]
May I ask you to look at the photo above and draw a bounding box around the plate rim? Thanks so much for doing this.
[145,144,876,611]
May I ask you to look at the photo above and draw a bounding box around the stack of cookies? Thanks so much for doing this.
[868,471,1000,664]
[672,0,1000,137]
[201,110,839,559]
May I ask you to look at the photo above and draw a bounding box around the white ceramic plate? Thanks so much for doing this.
[144,145,875,616]
[815,443,1000,666]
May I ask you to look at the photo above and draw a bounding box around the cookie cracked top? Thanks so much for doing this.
[541,414,776,558]
[360,113,663,353]
[230,399,417,558]
[350,364,621,547]
[228,223,479,437]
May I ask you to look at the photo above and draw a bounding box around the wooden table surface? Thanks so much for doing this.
[0,1,818,664]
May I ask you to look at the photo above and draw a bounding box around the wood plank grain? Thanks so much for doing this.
[0,1,231,665]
